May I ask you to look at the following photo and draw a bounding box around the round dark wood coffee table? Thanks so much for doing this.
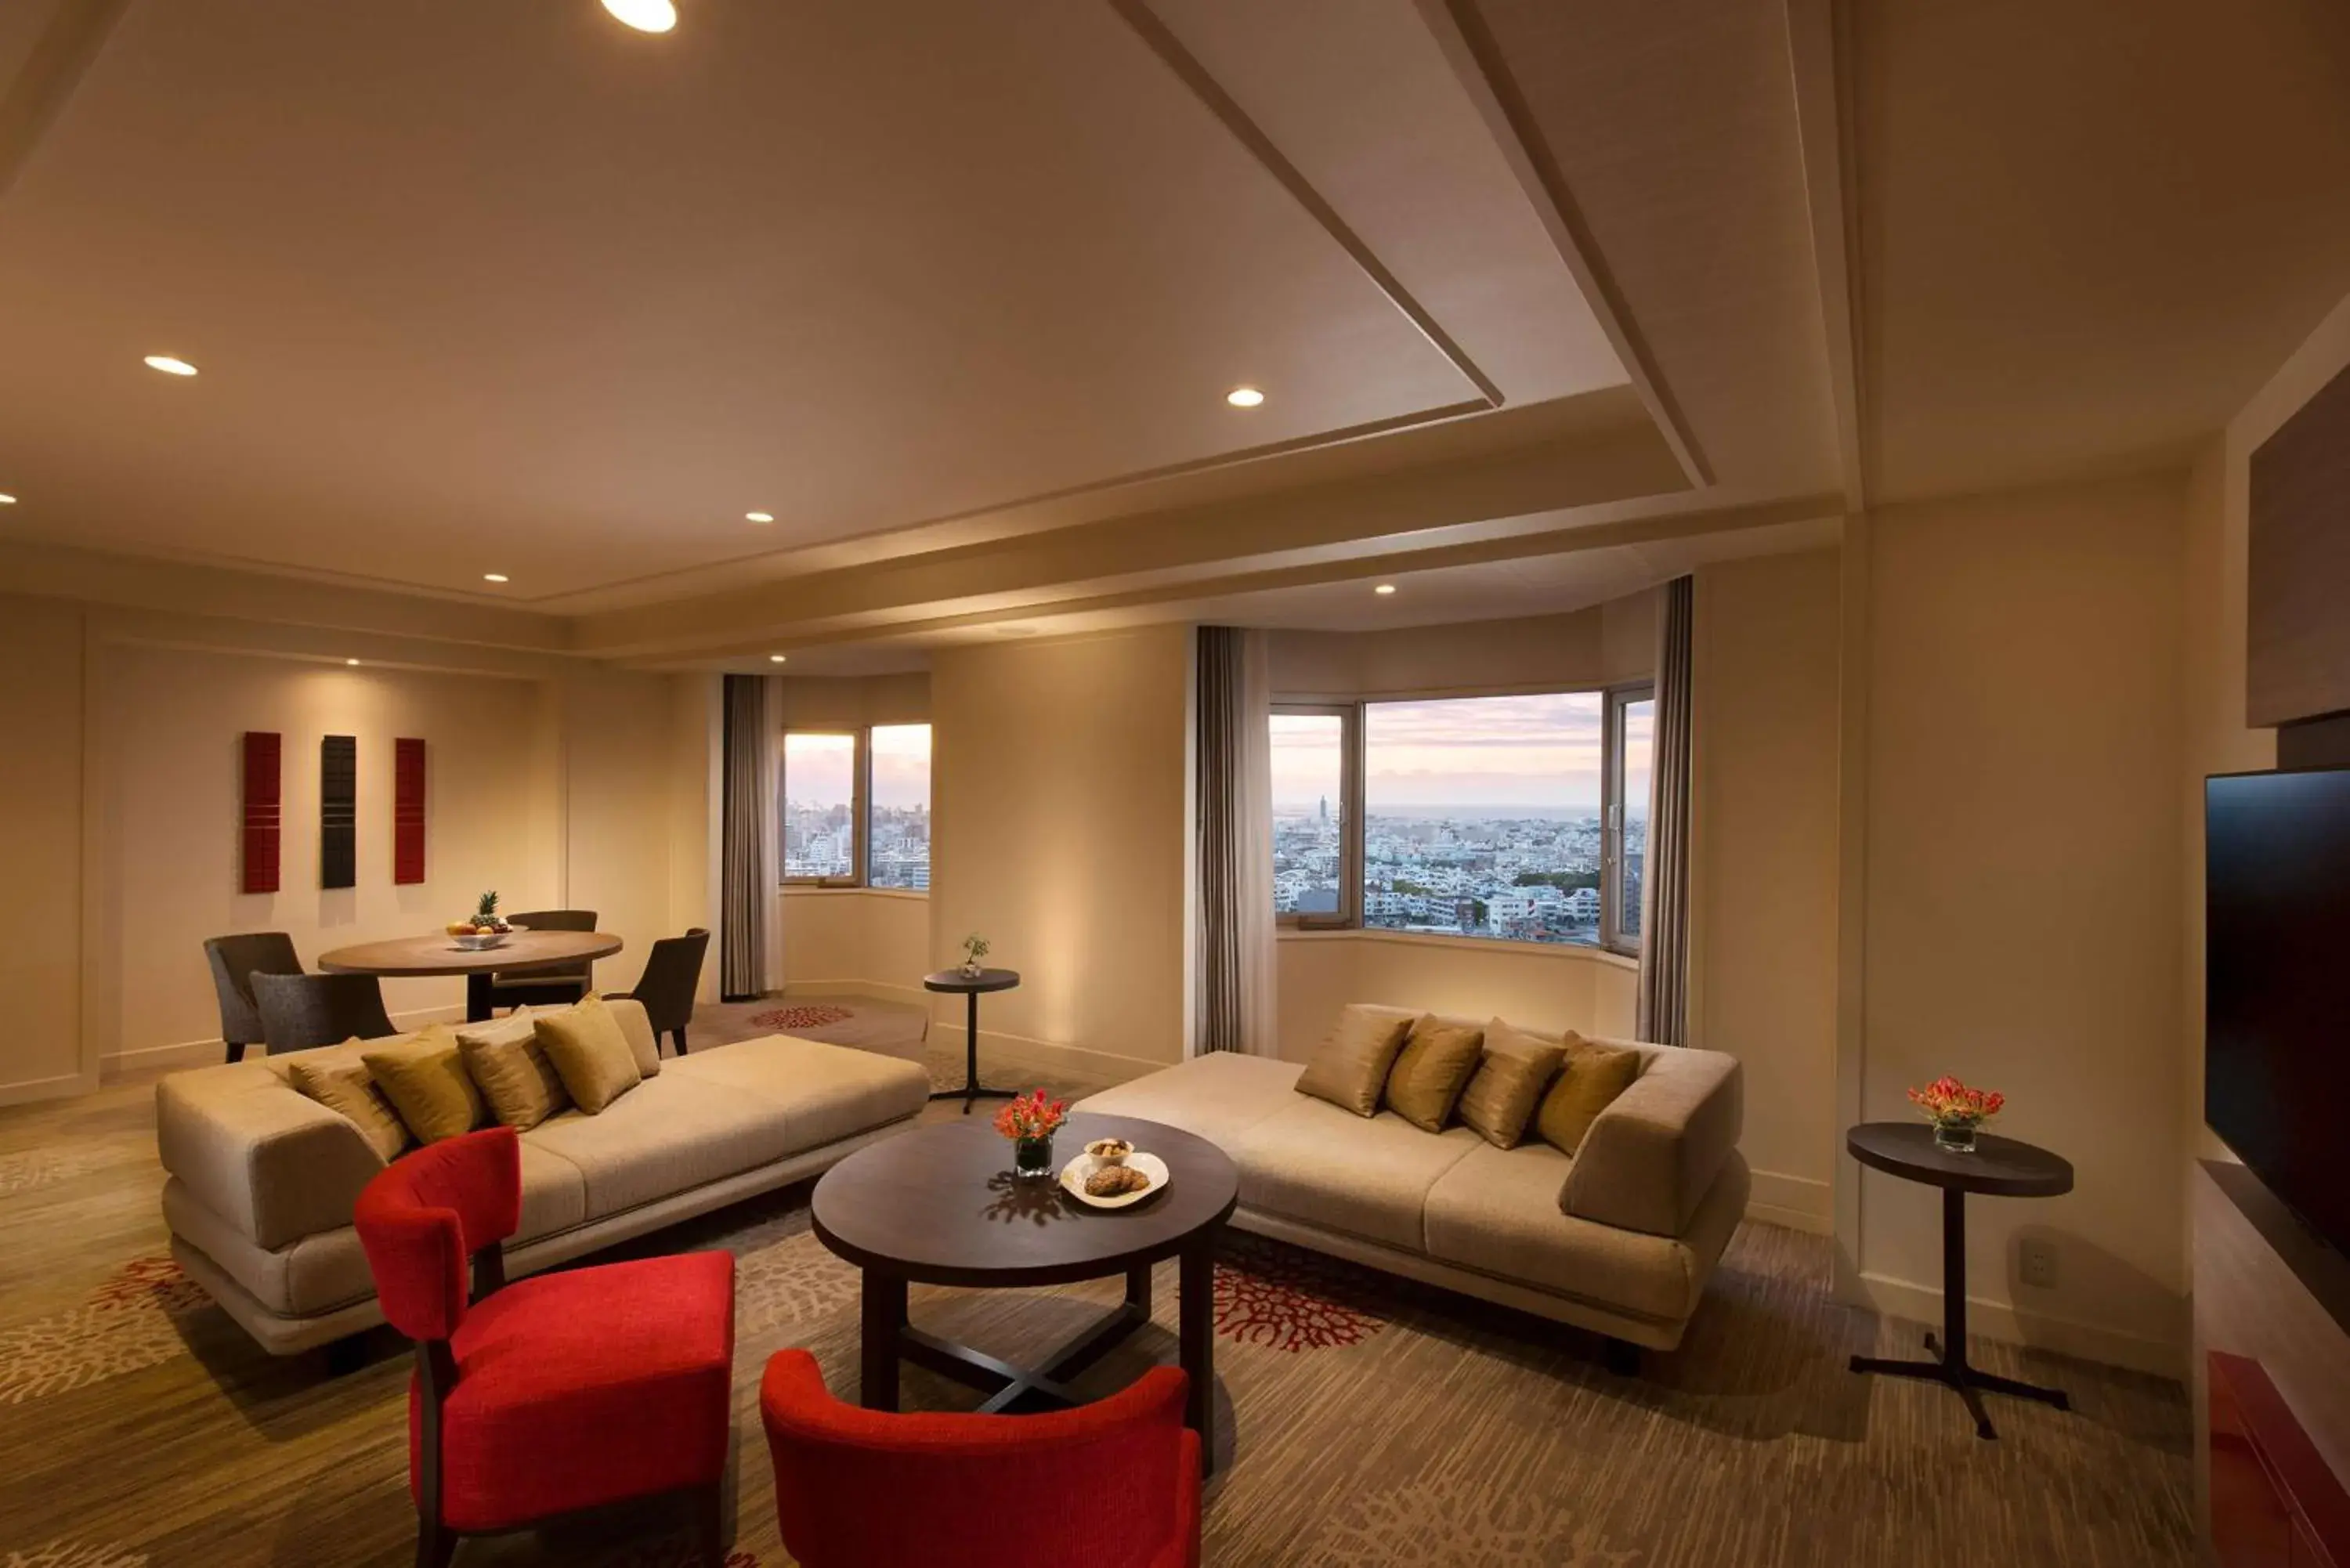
[812,1113,1238,1472]
[922,967,1021,1113]
[1846,1122,2075,1440]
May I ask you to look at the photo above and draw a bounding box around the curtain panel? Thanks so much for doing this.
[1638,576,1694,1046]
[1195,627,1280,1055]
[719,673,778,1001]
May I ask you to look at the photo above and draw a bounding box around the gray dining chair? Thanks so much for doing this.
[253,971,398,1055]
[490,909,600,1010]
[611,927,708,1057]
[204,932,305,1064]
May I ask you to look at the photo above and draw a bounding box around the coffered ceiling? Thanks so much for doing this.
[0,0,2345,671]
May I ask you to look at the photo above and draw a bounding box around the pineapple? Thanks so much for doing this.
[472,891,509,934]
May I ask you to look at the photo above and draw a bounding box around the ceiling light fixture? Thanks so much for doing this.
[601,0,677,33]
[345,658,362,667]
[1374,583,1397,595]
[0,493,16,505]
[768,654,787,663]
[483,573,509,584]
[745,511,775,524]
[1226,386,1265,408]
[144,354,199,377]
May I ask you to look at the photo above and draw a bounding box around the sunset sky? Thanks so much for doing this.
[1271,693,1650,815]
[783,724,931,813]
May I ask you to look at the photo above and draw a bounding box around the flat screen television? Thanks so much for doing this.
[2206,767,2350,1258]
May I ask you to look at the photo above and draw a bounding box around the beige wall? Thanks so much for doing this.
[775,672,929,729]
[1690,549,1842,1234]
[1267,597,1654,697]
[930,625,1193,1075]
[0,598,717,1098]
[1857,471,2189,1374]
[0,595,89,1102]
[1276,931,1636,1059]
[780,888,931,1003]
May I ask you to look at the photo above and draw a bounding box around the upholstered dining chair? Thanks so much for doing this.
[611,927,708,1057]
[204,931,303,1063]
[488,909,598,1010]
[252,971,396,1054]
[760,1350,1200,1568]
[355,1127,736,1568]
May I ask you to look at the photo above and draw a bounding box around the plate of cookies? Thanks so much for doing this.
[1060,1136,1170,1209]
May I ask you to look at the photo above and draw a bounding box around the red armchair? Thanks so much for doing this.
[353,1127,736,1568]
[760,1349,1201,1568]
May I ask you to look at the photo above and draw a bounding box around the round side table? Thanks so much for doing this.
[922,967,1021,1112]
[1846,1122,2074,1439]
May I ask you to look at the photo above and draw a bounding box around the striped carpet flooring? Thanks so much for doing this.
[0,1034,2196,1566]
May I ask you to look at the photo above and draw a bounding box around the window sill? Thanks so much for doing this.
[1275,927,1639,969]
[779,885,930,901]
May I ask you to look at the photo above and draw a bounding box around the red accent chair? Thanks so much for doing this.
[759,1349,1201,1568]
[353,1127,736,1568]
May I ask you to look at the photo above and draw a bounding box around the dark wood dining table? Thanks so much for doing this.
[316,930,622,1022]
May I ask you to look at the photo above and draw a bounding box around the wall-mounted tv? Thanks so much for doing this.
[2206,767,2350,1259]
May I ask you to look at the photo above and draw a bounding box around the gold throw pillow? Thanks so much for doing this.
[1535,1039,1643,1154]
[360,1024,486,1144]
[534,996,643,1115]
[288,1050,410,1163]
[1456,1019,1567,1149]
[607,996,662,1079]
[1294,1004,1419,1117]
[1383,1018,1486,1133]
[456,1009,570,1133]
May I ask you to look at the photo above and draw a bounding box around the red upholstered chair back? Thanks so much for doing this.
[761,1350,1200,1568]
[353,1126,523,1342]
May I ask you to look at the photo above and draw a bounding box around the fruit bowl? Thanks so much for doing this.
[450,930,509,952]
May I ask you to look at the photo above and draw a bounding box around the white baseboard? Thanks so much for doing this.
[99,1003,470,1083]
[1857,1269,2185,1380]
[1744,1169,1833,1234]
[0,1069,96,1106]
[932,1023,1170,1089]
[776,979,931,1010]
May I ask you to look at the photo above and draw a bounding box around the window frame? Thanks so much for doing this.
[1268,685,1651,953]
[779,729,867,888]
[863,722,935,894]
[1270,703,1361,930]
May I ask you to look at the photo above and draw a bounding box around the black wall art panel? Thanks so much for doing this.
[320,735,356,889]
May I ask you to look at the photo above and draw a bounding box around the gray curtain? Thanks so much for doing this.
[719,673,772,1001]
[1195,627,1279,1055]
[1638,576,1694,1046]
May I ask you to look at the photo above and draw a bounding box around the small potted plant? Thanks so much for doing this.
[1907,1075,2005,1153]
[959,932,991,979]
[994,1089,1068,1179]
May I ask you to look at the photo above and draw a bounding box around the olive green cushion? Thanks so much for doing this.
[360,1024,486,1144]
[534,995,643,1115]
[1534,1038,1643,1154]
[1383,1018,1487,1133]
[1293,1004,1419,1118]
[1455,1019,1567,1149]
[456,1009,571,1133]
[287,1050,411,1163]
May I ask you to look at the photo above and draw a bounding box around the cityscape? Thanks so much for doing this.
[1272,799,1643,945]
[780,800,930,888]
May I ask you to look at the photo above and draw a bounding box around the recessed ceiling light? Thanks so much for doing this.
[1374,583,1397,595]
[144,354,199,377]
[746,511,775,524]
[483,573,509,584]
[601,0,677,32]
[768,654,788,663]
[0,493,16,505]
[1226,386,1265,408]
[345,658,361,667]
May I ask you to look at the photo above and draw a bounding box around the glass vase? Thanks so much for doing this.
[1014,1134,1055,1178]
[1933,1120,1979,1153]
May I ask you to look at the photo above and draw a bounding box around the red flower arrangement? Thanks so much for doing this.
[1907,1075,2005,1129]
[993,1089,1068,1144]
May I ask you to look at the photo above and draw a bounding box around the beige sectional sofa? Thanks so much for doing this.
[157,999,928,1354]
[1076,1024,1746,1355]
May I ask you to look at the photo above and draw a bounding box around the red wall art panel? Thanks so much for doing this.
[240,731,282,894]
[393,737,427,885]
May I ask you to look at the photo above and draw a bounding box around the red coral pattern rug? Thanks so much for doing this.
[1212,1238,1386,1353]
[0,1255,208,1404]
[747,1004,855,1033]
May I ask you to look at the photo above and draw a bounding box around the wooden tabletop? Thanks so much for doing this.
[315,930,623,977]
[812,1113,1238,1288]
[923,966,1021,995]
[1847,1122,2073,1198]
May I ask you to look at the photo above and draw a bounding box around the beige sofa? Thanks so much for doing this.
[157,999,929,1354]
[1076,1021,1746,1357]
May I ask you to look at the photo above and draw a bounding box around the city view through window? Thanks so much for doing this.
[780,725,931,887]
[868,724,931,890]
[1271,692,1648,947]
[781,732,855,880]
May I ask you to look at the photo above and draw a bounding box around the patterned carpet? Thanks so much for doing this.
[0,1010,2199,1566]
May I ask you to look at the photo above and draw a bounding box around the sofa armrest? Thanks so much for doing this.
[156,1064,386,1251]
[1559,1048,1743,1238]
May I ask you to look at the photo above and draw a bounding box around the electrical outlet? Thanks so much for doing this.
[2018,1237,2059,1290]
